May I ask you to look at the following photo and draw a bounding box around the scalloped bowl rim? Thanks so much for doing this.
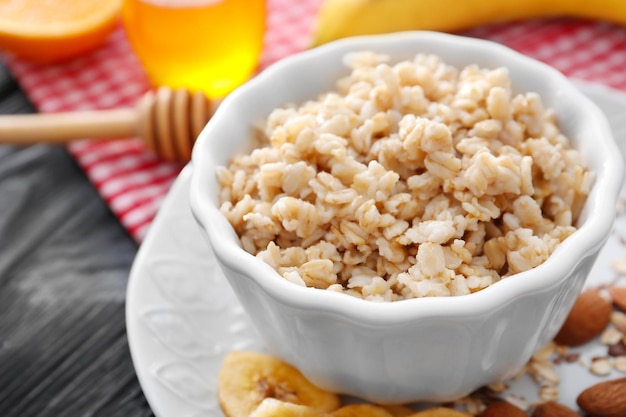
[190,31,623,326]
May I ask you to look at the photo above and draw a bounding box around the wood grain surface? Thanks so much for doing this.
[0,63,155,417]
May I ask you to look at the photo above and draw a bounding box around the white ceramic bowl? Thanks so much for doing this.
[189,31,623,404]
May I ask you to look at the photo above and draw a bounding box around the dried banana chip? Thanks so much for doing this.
[332,403,394,417]
[407,407,473,417]
[380,404,417,417]
[250,398,329,417]
[218,351,340,417]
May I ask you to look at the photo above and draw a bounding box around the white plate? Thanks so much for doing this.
[126,80,626,417]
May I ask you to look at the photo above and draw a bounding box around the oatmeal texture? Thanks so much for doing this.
[218,52,593,301]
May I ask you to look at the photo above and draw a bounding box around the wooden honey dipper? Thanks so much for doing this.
[0,87,216,163]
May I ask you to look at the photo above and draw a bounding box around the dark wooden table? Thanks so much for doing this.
[0,63,155,416]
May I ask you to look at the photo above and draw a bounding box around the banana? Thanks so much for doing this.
[217,351,341,417]
[311,0,626,46]
[250,398,330,417]
[380,404,417,417]
[332,404,394,417]
[407,407,473,417]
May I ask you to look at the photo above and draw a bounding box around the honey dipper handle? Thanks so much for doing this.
[0,109,137,144]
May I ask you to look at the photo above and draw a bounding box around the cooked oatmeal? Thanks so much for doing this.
[217,51,594,301]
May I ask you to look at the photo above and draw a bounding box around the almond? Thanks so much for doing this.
[576,377,626,417]
[481,401,526,417]
[608,342,626,357]
[609,286,626,312]
[532,402,581,417]
[554,289,613,347]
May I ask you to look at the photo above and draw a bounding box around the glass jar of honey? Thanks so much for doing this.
[122,0,265,98]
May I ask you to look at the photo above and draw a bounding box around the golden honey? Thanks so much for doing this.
[122,0,265,98]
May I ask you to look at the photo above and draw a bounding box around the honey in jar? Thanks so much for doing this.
[122,0,266,98]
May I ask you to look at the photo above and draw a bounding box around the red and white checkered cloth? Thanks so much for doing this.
[2,0,626,242]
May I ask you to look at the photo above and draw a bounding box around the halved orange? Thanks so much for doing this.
[0,0,122,63]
